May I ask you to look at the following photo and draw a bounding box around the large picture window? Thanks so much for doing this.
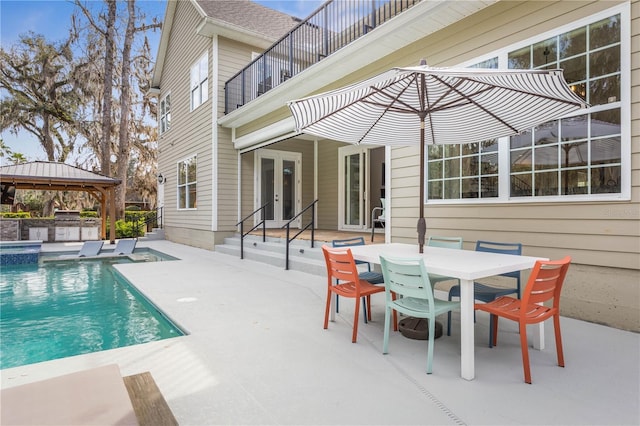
[190,53,208,110]
[177,156,197,209]
[508,14,621,197]
[426,7,627,202]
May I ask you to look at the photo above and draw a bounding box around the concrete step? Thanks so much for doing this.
[215,234,326,276]
[140,228,165,241]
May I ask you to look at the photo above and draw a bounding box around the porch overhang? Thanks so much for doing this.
[218,0,498,150]
[234,117,298,153]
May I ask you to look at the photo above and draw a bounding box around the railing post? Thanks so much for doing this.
[288,31,294,79]
[322,5,329,58]
[241,69,246,107]
[239,221,244,259]
[370,0,377,30]
[311,202,315,248]
[285,223,290,270]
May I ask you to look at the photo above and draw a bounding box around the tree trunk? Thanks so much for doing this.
[100,0,117,177]
[115,0,136,219]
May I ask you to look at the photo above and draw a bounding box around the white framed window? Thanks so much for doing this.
[426,5,628,203]
[177,155,197,209]
[190,53,208,110]
[160,93,171,134]
[428,57,500,200]
[508,13,622,198]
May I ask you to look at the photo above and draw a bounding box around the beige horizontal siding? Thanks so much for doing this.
[158,1,213,233]
[316,140,341,229]
[239,151,255,224]
[380,1,640,271]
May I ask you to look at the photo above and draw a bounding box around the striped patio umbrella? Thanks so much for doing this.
[287,62,587,253]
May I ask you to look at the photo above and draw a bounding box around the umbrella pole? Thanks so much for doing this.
[418,117,426,253]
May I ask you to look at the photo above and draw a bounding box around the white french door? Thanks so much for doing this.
[256,149,302,228]
[338,145,370,230]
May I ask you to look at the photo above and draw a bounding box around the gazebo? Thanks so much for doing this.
[0,161,121,243]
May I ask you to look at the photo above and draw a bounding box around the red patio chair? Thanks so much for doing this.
[322,245,385,343]
[475,256,571,383]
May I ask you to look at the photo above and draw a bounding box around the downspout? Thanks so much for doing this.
[211,35,219,232]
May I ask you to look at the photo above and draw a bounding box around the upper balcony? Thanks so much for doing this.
[224,0,422,114]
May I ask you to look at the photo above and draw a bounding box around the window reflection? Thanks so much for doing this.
[428,12,623,201]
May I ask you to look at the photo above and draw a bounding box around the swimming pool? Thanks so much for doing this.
[0,254,184,369]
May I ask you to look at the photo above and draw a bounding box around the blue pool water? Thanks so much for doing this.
[0,253,184,369]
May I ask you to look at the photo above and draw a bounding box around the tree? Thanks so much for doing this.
[1,1,161,218]
[0,33,85,162]
[74,0,117,176]
[73,0,161,217]
[0,139,27,165]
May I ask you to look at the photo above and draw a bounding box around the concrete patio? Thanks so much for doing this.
[1,239,638,425]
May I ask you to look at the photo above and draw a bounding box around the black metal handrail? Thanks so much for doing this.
[124,209,160,238]
[282,199,318,270]
[224,0,421,114]
[156,206,163,229]
[236,203,269,259]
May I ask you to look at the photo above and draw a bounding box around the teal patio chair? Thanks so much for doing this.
[426,236,463,288]
[446,240,522,347]
[380,255,459,374]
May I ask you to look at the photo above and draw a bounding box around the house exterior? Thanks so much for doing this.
[151,0,639,332]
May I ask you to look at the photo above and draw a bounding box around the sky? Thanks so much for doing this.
[0,0,324,163]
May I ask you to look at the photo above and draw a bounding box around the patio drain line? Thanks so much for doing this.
[356,329,467,426]
[384,357,467,426]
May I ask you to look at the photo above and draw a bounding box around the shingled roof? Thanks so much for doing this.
[196,0,301,40]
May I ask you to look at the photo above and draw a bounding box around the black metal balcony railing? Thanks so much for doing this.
[224,0,421,114]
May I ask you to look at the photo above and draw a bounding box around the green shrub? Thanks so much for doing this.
[115,219,137,238]
[103,210,154,238]
[0,212,31,219]
[80,210,99,218]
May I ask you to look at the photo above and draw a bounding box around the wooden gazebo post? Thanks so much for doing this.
[108,186,117,243]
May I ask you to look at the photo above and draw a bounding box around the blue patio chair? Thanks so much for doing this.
[332,237,384,323]
[379,255,459,374]
[446,240,522,347]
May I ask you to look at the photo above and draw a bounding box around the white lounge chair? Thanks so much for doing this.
[110,239,137,255]
[59,240,104,258]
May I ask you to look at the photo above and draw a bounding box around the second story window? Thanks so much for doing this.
[190,53,208,110]
[160,93,171,134]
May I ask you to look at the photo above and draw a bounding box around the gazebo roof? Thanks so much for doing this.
[0,161,120,243]
[0,161,120,189]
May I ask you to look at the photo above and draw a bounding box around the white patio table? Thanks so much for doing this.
[348,243,546,380]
